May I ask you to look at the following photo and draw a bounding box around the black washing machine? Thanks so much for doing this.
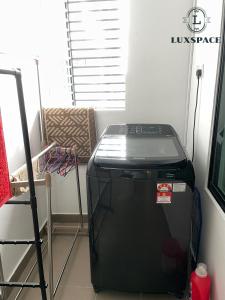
[87,124,195,297]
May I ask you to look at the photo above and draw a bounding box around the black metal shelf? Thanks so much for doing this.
[0,282,47,288]
[0,68,47,300]
[5,200,31,205]
[0,240,43,245]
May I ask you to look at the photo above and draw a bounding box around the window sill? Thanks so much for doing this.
[204,187,225,220]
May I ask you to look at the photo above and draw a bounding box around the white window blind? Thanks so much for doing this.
[65,0,128,109]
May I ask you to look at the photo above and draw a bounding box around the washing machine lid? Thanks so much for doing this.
[94,124,187,168]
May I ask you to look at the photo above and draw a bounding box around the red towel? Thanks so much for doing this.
[0,112,12,206]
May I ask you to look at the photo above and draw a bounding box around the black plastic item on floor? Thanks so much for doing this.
[87,124,195,298]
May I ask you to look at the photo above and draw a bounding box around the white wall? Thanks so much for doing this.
[38,0,71,106]
[0,0,46,282]
[186,1,225,299]
[40,0,194,214]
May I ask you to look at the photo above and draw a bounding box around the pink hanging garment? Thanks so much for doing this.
[0,111,12,206]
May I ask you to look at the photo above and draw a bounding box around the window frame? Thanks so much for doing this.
[208,11,225,213]
[65,0,127,110]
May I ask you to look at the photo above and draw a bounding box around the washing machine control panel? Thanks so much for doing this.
[105,124,174,137]
[127,124,173,136]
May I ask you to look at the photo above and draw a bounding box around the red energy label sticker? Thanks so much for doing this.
[156,183,173,204]
[157,183,172,192]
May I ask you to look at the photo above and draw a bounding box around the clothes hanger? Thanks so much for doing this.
[48,147,64,173]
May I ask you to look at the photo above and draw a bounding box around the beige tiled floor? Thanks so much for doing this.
[8,235,178,300]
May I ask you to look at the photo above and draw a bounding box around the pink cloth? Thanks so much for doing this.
[0,112,12,206]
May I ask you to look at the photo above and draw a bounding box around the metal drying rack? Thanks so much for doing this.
[0,68,83,300]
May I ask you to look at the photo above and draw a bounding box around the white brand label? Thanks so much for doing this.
[173,183,186,192]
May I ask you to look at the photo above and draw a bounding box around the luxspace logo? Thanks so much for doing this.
[171,7,221,44]
[184,7,209,33]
